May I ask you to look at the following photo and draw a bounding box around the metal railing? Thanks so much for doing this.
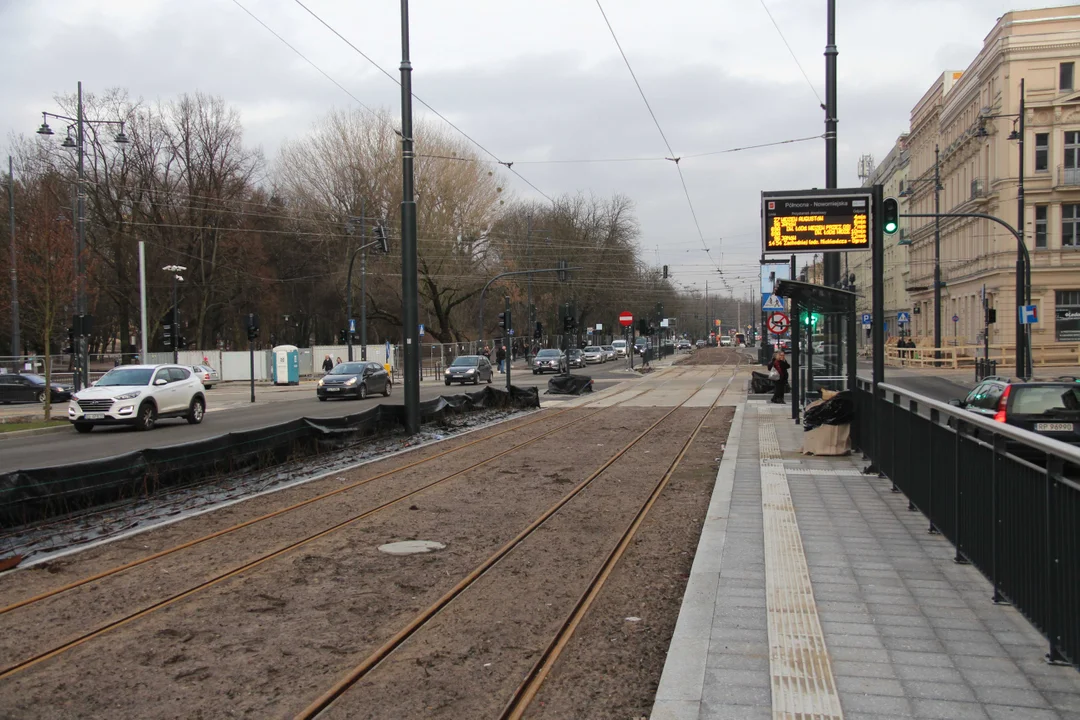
[854,378,1080,667]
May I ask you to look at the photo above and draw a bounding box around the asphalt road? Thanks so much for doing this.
[0,361,632,473]
[852,361,975,403]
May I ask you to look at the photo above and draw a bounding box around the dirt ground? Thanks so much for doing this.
[674,346,745,366]
[0,385,735,718]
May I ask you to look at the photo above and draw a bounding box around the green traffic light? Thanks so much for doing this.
[884,219,898,233]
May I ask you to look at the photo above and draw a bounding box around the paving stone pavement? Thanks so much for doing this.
[652,400,1080,720]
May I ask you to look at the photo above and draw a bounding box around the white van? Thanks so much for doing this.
[611,339,628,357]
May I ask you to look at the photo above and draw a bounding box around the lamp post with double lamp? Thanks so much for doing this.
[37,82,130,390]
[163,265,186,363]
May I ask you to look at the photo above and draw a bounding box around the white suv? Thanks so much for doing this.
[68,364,207,433]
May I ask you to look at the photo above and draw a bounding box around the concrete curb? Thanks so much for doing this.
[650,402,745,720]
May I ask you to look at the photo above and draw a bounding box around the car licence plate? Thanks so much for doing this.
[1036,422,1073,432]
[327,387,340,392]
[83,413,105,420]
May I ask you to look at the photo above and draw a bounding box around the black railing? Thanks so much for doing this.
[855,378,1080,668]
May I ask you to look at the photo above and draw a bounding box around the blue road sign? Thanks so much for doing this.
[349,318,356,333]
[860,313,871,325]
[897,311,911,324]
[419,324,425,336]
[1019,305,1039,324]
[952,314,960,323]
[762,294,785,311]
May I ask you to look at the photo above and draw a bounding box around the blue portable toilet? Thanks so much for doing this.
[272,344,300,385]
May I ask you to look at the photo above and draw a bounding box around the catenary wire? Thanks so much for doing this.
[757,0,824,107]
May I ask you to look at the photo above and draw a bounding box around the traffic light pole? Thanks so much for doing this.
[504,295,512,390]
[476,267,581,349]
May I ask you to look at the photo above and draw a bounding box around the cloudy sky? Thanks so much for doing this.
[0,0,1063,299]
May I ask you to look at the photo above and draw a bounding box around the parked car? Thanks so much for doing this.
[611,339,628,357]
[442,355,494,386]
[601,345,617,362]
[583,346,606,364]
[68,364,206,432]
[950,377,1080,454]
[567,348,586,368]
[190,364,220,389]
[318,361,392,399]
[0,373,73,404]
[532,349,566,374]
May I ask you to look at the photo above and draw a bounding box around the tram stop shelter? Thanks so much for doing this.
[774,279,856,423]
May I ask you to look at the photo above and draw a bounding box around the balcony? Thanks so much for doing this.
[970,177,988,199]
[1059,165,1080,187]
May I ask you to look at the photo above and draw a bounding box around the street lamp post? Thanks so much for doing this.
[399,0,421,434]
[37,81,130,390]
[163,265,186,363]
[6,156,18,370]
[933,145,942,363]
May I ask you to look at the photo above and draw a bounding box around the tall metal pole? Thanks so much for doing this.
[138,241,148,361]
[76,81,88,390]
[934,144,942,361]
[171,273,179,364]
[7,156,18,365]
[822,0,839,287]
[1017,78,1028,378]
[525,214,533,364]
[360,237,368,361]
[399,0,421,434]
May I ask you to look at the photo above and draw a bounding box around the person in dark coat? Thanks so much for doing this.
[770,351,790,404]
[322,355,334,373]
[496,345,507,373]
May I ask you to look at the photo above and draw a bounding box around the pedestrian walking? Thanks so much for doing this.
[496,345,507,373]
[322,355,333,373]
[769,351,790,404]
[335,356,343,366]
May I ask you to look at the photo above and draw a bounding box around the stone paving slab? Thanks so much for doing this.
[653,400,1080,720]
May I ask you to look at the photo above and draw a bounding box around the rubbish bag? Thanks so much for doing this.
[802,390,854,431]
[751,371,776,394]
[546,374,593,395]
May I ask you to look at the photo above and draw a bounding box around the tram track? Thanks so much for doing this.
[294,359,743,719]
[0,369,700,682]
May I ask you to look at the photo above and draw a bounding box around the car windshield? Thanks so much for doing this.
[536,350,560,358]
[568,349,582,356]
[97,368,154,386]
[1011,385,1080,415]
[451,357,480,367]
[602,346,614,351]
[330,363,366,375]
[585,346,601,352]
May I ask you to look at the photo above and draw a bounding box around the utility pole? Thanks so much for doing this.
[7,156,18,366]
[525,214,533,364]
[822,0,839,287]
[399,0,421,434]
[1017,78,1028,379]
[933,144,942,363]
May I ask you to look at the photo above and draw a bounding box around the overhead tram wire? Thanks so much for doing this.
[757,0,824,107]
[593,0,721,275]
[290,0,554,205]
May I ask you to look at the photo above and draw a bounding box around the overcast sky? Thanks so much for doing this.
[0,0,1064,299]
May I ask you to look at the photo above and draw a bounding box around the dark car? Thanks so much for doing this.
[444,355,494,386]
[566,349,586,368]
[532,349,566,374]
[0,373,73,404]
[317,361,391,400]
[950,377,1080,454]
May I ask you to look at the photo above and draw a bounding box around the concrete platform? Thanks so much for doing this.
[652,399,1080,719]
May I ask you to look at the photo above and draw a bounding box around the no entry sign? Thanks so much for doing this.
[767,312,790,335]
[619,311,634,327]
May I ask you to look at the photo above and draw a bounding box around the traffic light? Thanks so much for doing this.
[883,197,899,235]
[534,321,543,339]
[339,329,347,344]
[374,223,389,253]
[65,327,75,355]
[986,307,997,324]
[178,336,188,350]
[498,311,509,329]
[662,265,668,279]
[802,311,820,328]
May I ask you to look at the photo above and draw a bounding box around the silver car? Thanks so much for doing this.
[583,346,605,364]
[191,365,220,389]
[601,345,617,361]
[532,349,566,374]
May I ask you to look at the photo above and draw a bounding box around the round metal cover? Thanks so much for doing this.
[378,540,446,556]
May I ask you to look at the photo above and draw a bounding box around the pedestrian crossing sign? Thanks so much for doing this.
[762,294,785,311]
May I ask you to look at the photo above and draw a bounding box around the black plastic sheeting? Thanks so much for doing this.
[0,385,540,529]
[802,390,854,431]
[750,371,777,394]
[546,374,594,395]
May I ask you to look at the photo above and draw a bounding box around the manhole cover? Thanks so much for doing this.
[378,540,446,556]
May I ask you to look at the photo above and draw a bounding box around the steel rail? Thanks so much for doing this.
[295,356,743,719]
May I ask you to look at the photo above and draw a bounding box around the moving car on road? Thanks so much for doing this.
[190,364,220,389]
[567,348,586,368]
[676,340,692,351]
[532,349,566,374]
[950,377,1080,454]
[0,373,73,404]
[583,346,606,364]
[318,361,393,399]
[68,364,206,432]
[720,335,733,347]
[442,355,494,386]
[601,345,617,361]
[611,339,628,357]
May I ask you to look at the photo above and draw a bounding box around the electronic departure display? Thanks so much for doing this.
[761,191,873,254]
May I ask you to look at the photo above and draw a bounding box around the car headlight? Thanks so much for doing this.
[345,377,358,386]
[444,369,452,375]
[318,378,325,387]
[115,391,141,400]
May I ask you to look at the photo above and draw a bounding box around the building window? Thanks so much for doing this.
[1036,205,1048,248]
[1035,133,1049,172]
[1063,62,1075,92]
[1063,204,1080,247]
[1056,290,1080,341]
